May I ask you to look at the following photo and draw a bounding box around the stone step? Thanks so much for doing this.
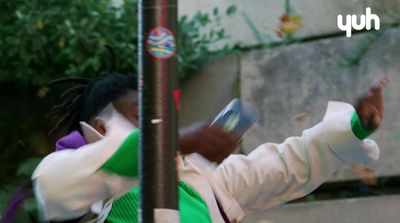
[242,195,400,223]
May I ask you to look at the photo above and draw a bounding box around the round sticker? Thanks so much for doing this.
[146,27,176,60]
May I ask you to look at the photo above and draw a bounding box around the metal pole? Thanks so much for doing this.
[138,0,179,222]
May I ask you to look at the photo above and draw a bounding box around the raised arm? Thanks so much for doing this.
[32,126,140,221]
[213,76,388,213]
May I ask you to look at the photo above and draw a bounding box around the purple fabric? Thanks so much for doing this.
[1,132,87,223]
[51,131,86,222]
[55,131,86,151]
[1,183,30,223]
[214,195,230,223]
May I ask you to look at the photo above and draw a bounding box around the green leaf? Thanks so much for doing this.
[213,7,219,16]
[226,5,237,15]
[16,157,42,176]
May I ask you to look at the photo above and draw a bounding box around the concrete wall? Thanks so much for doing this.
[179,55,240,126]
[180,28,400,181]
[177,1,400,222]
[179,0,400,47]
[240,28,400,181]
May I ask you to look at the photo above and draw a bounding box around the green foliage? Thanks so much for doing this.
[16,157,42,176]
[226,5,238,16]
[241,12,273,46]
[0,1,236,85]
[178,6,237,80]
[0,0,137,85]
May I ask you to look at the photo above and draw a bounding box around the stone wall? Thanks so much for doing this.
[177,1,400,222]
[179,0,400,47]
[240,29,400,181]
[180,28,400,181]
[179,55,239,126]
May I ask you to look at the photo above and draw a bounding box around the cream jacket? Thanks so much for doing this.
[32,101,379,222]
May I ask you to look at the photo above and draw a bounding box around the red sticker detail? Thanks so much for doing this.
[173,89,181,110]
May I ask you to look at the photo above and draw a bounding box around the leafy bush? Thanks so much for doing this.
[178,5,237,80]
[0,0,137,85]
[0,0,236,85]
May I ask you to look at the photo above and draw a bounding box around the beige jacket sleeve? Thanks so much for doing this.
[213,101,379,213]
[32,104,137,222]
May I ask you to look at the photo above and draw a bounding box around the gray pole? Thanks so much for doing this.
[138,0,179,222]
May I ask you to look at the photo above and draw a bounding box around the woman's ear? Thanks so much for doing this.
[93,118,107,136]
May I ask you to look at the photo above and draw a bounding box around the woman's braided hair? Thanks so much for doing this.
[48,46,137,135]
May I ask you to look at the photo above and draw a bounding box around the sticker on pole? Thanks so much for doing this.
[146,27,176,60]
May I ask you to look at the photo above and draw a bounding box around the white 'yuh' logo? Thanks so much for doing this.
[337,7,380,37]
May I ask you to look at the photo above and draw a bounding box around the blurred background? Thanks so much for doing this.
[0,0,399,222]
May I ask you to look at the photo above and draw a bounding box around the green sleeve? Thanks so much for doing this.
[351,112,374,140]
[101,129,139,177]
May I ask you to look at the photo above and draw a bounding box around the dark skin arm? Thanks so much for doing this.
[180,75,390,164]
[179,121,238,163]
[110,76,388,165]
[111,91,238,164]
[355,75,389,131]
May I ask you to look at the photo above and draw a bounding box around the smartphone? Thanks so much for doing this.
[211,98,258,140]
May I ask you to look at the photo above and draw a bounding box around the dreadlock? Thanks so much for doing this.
[48,46,137,135]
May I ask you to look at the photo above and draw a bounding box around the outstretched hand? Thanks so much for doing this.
[355,75,389,131]
[179,121,239,163]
